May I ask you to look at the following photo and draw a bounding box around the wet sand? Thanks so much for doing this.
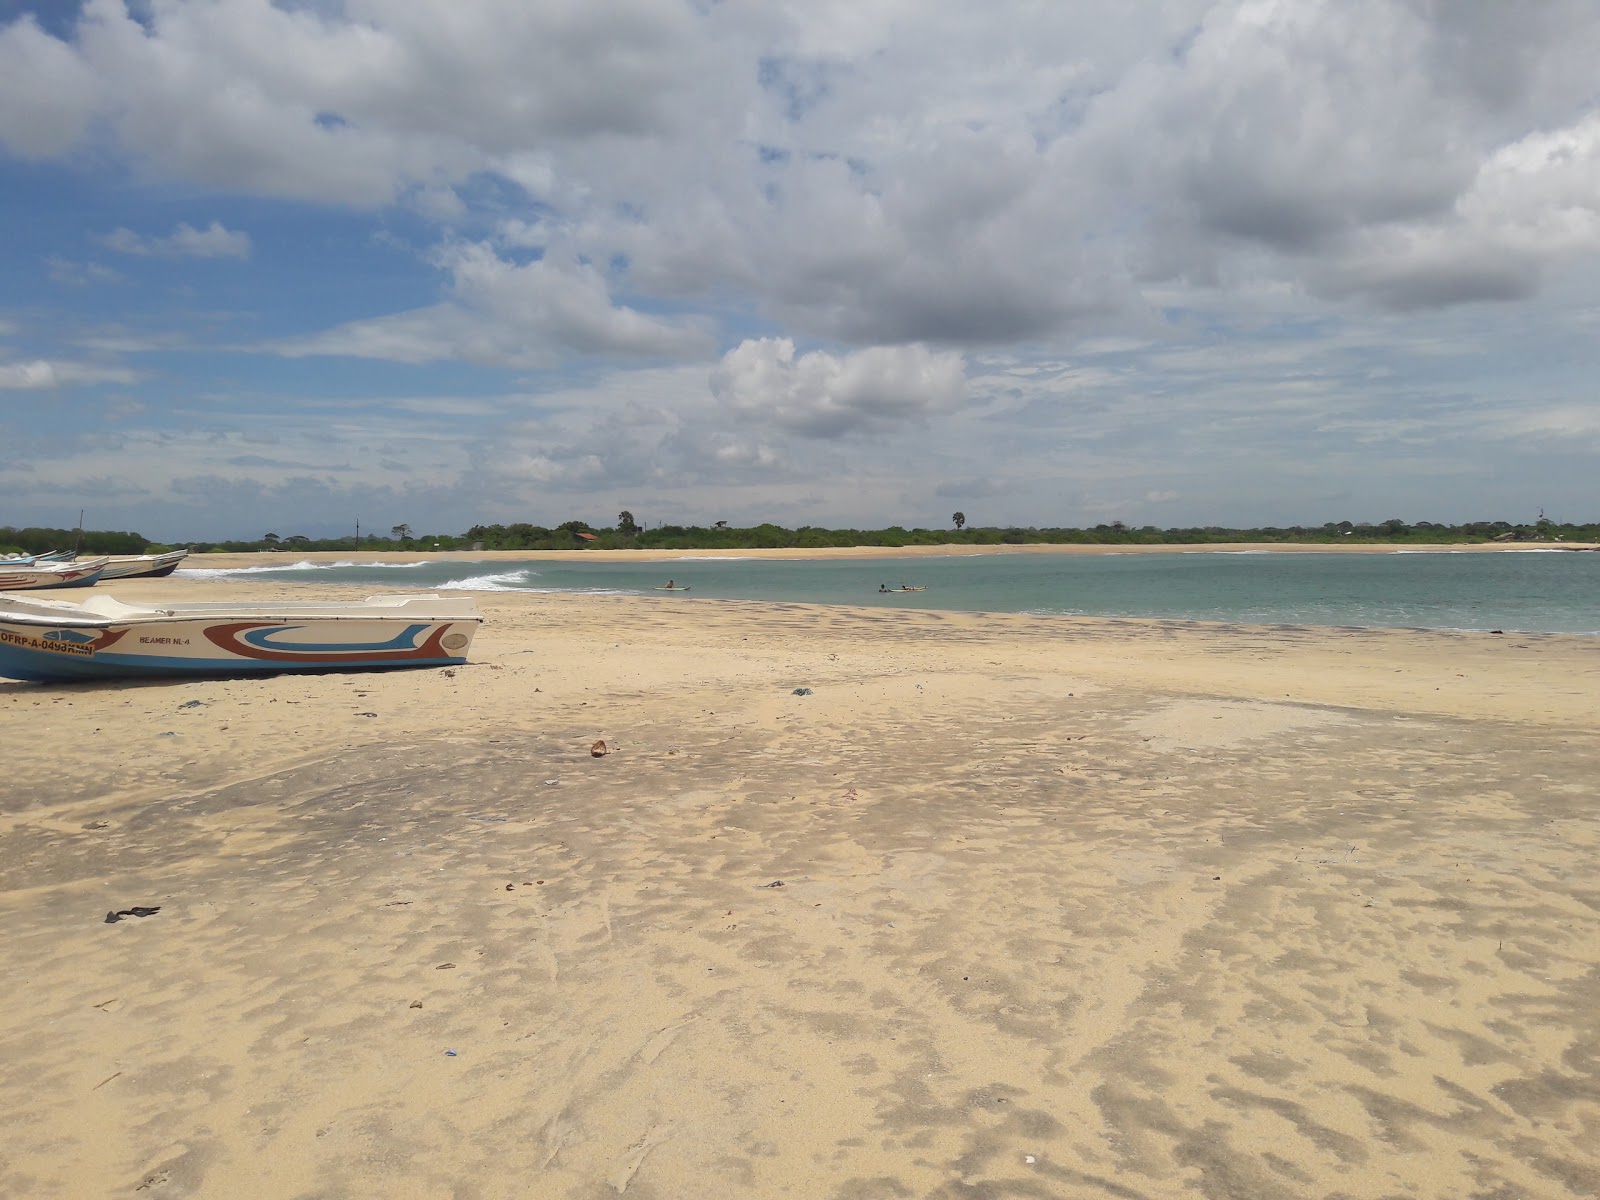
[1,578,1597,1198]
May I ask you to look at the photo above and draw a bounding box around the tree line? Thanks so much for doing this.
[455,515,1599,550]
[9,514,1596,556]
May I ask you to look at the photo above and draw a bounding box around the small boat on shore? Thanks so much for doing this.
[1,550,76,566]
[96,550,190,580]
[0,593,483,682]
[0,559,109,592]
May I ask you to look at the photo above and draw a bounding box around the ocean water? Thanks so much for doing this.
[176,550,1600,635]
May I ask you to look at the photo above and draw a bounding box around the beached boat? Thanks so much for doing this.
[0,550,76,567]
[0,559,109,592]
[0,593,483,682]
[96,550,190,580]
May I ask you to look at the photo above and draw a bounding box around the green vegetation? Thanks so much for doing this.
[0,526,161,556]
[456,516,1600,551]
[6,516,1598,559]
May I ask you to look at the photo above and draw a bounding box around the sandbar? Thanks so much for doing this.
[1,577,1597,1198]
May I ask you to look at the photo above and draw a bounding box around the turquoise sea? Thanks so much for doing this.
[178,550,1600,635]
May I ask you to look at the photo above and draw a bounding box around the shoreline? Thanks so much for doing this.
[180,539,1597,569]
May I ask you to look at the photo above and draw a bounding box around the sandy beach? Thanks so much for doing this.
[2,574,1598,1199]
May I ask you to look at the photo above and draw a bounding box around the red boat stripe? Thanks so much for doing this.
[201,622,456,663]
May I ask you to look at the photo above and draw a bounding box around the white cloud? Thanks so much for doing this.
[7,1,1600,532]
[0,359,138,389]
[101,221,253,259]
[8,0,1600,344]
[0,0,713,207]
[45,256,123,287]
[275,242,712,366]
[711,339,968,437]
[0,13,103,156]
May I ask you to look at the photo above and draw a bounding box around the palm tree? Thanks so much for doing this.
[617,510,638,535]
[951,512,966,531]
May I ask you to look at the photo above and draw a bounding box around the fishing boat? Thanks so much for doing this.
[0,559,109,592]
[96,550,190,580]
[0,550,76,567]
[0,593,483,682]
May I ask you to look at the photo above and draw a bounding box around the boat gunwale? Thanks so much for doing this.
[0,593,484,628]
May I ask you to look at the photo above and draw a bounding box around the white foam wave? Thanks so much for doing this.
[437,569,540,592]
[177,559,328,578]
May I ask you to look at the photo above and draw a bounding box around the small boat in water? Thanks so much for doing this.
[96,550,190,580]
[0,559,109,592]
[0,593,483,682]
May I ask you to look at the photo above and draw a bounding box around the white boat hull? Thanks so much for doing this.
[96,550,189,580]
[0,594,483,682]
[0,560,109,592]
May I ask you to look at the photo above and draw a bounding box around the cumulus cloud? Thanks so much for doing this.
[0,13,103,156]
[275,242,713,366]
[0,359,138,389]
[711,339,968,437]
[8,1,1600,532]
[7,0,1600,347]
[0,0,711,207]
[101,221,253,259]
[1306,112,1600,308]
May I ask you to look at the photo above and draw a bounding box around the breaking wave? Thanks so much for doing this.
[176,559,329,578]
[436,569,540,592]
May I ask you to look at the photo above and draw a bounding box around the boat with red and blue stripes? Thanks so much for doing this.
[0,593,483,682]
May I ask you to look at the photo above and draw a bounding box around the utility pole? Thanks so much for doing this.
[355,517,360,550]
[74,509,84,553]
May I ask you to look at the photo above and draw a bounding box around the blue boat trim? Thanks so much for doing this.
[236,622,431,653]
[0,645,466,683]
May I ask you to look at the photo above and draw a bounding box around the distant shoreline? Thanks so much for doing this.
[182,541,1598,569]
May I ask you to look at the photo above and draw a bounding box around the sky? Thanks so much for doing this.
[2,0,1600,542]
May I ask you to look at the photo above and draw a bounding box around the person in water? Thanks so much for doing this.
[879,583,891,593]
[666,580,677,589]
